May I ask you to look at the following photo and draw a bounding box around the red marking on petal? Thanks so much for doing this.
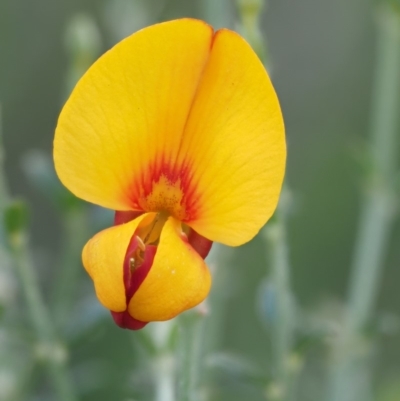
[110,223,157,331]
[111,310,148,330]
[114,210,143,225]
[186,228,213,259]
[127,157,201,222]
[123,237,157,300]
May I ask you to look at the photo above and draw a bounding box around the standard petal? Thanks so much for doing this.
[82,216,146,312]
[178,29,286,246]
[128,218,211,322]
[54,19,213,210]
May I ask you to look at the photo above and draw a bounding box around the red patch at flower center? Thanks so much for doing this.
[127,159,200,222]
[139,174,186,219]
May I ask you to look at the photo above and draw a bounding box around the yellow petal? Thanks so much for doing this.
[82,216,146,312]
[54,19,213,210]
[128,218,211,322]
[178,28,286,246]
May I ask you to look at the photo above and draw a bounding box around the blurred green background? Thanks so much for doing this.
[1,0,400,400]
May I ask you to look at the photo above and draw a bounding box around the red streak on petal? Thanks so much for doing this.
[114,210,143,225]
[186,228,213,259]
[124,238,157,301]
[111,230,157,331]
[111,310,147,330]
[127,157,201,222]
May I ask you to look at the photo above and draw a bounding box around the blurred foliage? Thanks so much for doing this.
[1,0,400,400]
[4,201,29,238]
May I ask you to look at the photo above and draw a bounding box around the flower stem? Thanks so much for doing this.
[263,190,297,401]
[201,0,233,29]
[178,310,206,401]
[0,106,9,214]
[150,322,176,401]
[154,355,175,401]
[236,1,298,399]
[236,0,268,65]
[327,5,400,401]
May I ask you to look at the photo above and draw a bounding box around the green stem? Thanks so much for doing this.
[201,0,233,29]
[0,105,9,214]
[178,311,206,401]
[130,323,176,401]
[154,352,175,401]
[237,0,268,65]
[263,190,296,401]
[202,245,234,363]
[147,320,176,401]
[236,1,297,399]
[327,5,400,401]
[270,215,292,382]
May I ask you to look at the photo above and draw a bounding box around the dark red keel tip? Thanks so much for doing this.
[111,310,148,330]
[187,229,213,259]
[114,210,144,225]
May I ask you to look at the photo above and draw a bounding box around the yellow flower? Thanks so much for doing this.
[54,19,286,330]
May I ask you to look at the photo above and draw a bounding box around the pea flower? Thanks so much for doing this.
[54,19,285,330]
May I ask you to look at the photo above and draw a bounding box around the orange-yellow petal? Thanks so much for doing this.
[178,29,286,246]
[128,217,211,322]
[55,19,285,247]
[82,216,146,312]
[54,19,213,210]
